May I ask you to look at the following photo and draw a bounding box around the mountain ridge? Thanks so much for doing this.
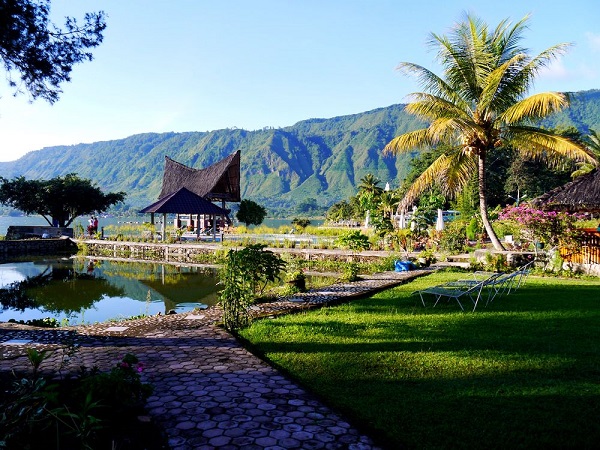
[2,90,599,214]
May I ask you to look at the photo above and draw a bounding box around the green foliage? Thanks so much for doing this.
[339,262,360,282]
[335,230,370,251]
[0,353,153,450]
[466,216,481,240]
[291,217,311,230]
[78,354,152,410]
[219,244,285,331]
[0,0,106,103]
[0,174,125,227]
[439,219,468,253]
[236,199,267,227]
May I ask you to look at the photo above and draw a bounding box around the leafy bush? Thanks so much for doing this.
[499,206,585,250]
[439,220,468,253]
[0,352,154,450]
[219,244,285,331]
[335,230,370,251]
[339,262,361,282]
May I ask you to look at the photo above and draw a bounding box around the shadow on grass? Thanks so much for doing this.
[241,278,600,449]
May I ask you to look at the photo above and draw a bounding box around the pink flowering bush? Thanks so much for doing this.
[79,353,153,409]
[499,205,585,249]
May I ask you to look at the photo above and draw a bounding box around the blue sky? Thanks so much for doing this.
[1,0,599,162]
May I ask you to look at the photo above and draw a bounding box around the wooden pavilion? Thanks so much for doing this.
[531,168,600,266]
[140,151,241,240]
[530,168,600,213]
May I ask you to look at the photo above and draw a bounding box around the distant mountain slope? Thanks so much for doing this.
[1,89,598,213]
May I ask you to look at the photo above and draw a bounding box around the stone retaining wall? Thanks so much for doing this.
[0,237,77,257]
[76,239,388,264]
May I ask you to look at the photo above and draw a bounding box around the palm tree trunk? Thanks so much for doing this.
[478,153,505,251]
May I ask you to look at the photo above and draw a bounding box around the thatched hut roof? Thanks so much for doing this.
[158,151,241,202]
[140,187,228,215]
[530,168,600,212]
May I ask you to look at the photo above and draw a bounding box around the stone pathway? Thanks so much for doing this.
[0,269,431,449]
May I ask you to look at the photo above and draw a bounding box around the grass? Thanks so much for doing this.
[239,272,600,449]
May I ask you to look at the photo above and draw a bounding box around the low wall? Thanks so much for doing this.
[76,239,391,264]
[0,237,77,257]
[6,225,73,240]
[79,240,218,263]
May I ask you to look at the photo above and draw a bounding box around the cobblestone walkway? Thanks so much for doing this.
[0,269,430,449]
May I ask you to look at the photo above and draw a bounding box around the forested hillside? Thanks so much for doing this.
[1,89,598,214]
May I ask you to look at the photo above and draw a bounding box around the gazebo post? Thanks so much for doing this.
[150,213,155,225]
[162,213,166,241]
[212,213,217,241]
[196,213,200,239]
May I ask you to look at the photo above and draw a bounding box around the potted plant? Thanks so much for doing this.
[417,248,436,267]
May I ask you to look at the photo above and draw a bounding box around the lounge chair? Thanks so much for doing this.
[414,272,503,312]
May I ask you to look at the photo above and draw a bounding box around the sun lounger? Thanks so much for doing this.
[414,272,503,312]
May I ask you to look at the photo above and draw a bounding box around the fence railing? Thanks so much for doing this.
[560,229,600,265]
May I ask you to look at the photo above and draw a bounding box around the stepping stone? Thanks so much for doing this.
[3,339,32,345]
[104,326,128,332]
[185,314,205,320]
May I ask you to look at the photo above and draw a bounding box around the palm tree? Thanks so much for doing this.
[384,14,597,250]
[357,173,383,216]
[572,130,600,178]
[378,190,400,219]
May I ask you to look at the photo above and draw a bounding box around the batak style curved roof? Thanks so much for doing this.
[140,187,228,215]
[158,150,241,202]
[530,168,600,213]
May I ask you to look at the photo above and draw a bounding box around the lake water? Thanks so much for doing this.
[0,257,219,326]
[0,215,324,236]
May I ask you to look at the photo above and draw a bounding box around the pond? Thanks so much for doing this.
[0,257,219,326]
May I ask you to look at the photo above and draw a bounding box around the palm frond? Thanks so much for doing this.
[398,154,451,210]
[505,43,571,97]
[492,15,529,63]
[443,150,477,194]
[398,149,475,210]
[481,54,528,114]
[396,62,466,106]
[499,92,569,123]
[404,93,471,122]
[384,129,433,155]
[506,126,598,166]
[427,117,477,143]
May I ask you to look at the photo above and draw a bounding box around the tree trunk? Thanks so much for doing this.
[478,152,505,251]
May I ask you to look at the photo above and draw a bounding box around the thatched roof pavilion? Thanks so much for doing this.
[159,150,241,203]
[530,168,600,213]
[140,151,240,240]
[140,187,228,216]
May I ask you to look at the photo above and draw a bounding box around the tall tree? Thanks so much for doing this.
[0,0,106,103]
[236,199,267,227]
[384,14,596,250]
[357,173,383,216]
[0,174,125,227]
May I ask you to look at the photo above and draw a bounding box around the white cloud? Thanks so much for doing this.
[539,59,569,81]
[586,32,600,53]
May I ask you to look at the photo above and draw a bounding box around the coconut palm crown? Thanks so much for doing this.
[384,14,597,250]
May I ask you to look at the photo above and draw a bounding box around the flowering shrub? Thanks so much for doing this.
[79,353,153,409]
[498,206,585,249]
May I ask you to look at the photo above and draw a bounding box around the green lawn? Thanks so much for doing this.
[239,272,600,449]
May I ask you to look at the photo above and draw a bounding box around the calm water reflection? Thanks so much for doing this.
[0,257,219,326]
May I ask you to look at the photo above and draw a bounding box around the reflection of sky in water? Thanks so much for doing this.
[0,259,217,326]
[0,263,45,288]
